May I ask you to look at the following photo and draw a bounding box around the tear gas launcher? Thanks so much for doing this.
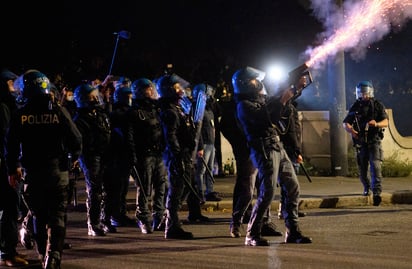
[288,63,313,99]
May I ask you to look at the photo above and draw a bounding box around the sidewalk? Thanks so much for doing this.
[194,175,412,211]
[73,175,412,213]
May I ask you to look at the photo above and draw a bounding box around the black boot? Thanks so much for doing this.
[165,226,193,239]
[245,235,269,246]
[230,222,241,238]
[88,223,106,236]
[285,228,312,244]
[373,195,382,206]
[101,220,117,233]
[137,220,153,234]
[261,222,283,236]
[43,251,61,269]
[187,192,209,223]
[205,192,222,201]
[187,214,210,223]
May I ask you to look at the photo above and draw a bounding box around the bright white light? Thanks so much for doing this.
[266,64,287,83]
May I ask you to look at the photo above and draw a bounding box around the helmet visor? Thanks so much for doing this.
[356,85,374,99]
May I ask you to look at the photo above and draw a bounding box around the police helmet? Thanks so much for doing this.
[21,69,51,99]
[356,81,374,99]
[131,78,157,100]
[113,86,133,106]
[0,69,18,83]
[192,83,215,101]
[74,83,100,108]
[232,66,267,95]
[114,76,132,90]
[0,69,18,100]
[156,74,183,98]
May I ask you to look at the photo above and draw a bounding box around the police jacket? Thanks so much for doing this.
[107,103,135,165]
[219,97,247,147]
[130,98,165,156]
[6,97,82,172]
[158,98,196,160]
[0,89,19,160]
[343,98,388,146]
[235,94,279,150]
[73,106,110,158]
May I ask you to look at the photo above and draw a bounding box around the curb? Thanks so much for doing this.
[187,191,412,213]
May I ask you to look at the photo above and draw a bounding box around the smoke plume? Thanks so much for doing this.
[305,0,412,70]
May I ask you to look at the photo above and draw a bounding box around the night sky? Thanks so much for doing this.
[1,0,411,135]
[2,1,321,81]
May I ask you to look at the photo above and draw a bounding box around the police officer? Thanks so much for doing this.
[72,83,112,236]
[192,84,221,203]
[233,66,312,246]
[0,70,29,267]
[129,78,167,233]
[101,86,136,231]
[343,81,388,206]
[218,91,283,239]
[157,74,198,239]
[6,69,82,268]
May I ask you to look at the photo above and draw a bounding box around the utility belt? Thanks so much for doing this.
[247,135,281,153]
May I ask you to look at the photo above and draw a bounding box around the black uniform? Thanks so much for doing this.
[0,71,24,264]
[343,98,388,200]
[101,102,136,229]
[73,106,111,236]
[6,96,82,265]
[130,98,167,232]
[232,66,311,246]
[159,98,196,239]
[219,97,256,232]
[219,96,283,238]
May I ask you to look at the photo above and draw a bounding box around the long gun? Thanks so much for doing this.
[351,111,364,147]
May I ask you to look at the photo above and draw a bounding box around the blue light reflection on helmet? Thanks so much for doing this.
[356,80,374,99]
[232,66,266,95]
[21,69,51,99]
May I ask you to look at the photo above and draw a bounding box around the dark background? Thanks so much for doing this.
[1,0,411,135]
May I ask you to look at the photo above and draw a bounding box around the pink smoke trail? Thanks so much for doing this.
[305,0,412,69]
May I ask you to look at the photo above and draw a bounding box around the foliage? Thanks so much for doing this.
[381,151,412,177]
[307,149,412,177]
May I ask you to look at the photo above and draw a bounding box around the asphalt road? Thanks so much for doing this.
[16,204,412,269]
